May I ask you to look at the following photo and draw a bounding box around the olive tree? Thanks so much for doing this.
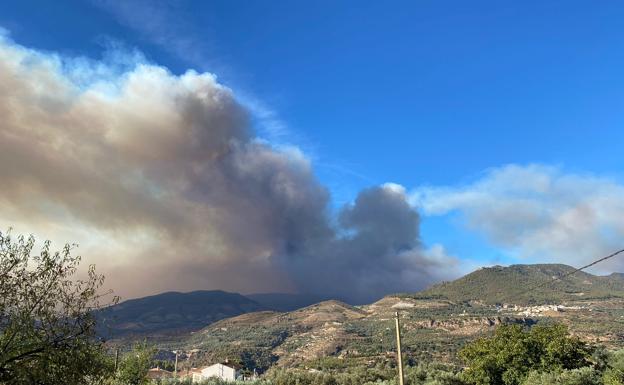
[459,324,594,385]
[0,230,117,383]
[116,342,157,385]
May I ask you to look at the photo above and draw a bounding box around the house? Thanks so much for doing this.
[146,367,173,380]
[192,362,243,382]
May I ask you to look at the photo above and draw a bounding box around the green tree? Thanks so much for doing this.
[116,342,157,385]
[0,231,117,384]
[603,349,624,385]
[459,324,594,385]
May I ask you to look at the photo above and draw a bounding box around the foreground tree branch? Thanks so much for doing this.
[0,230,118,384]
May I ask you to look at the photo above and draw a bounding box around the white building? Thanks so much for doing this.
[192,362,242,382]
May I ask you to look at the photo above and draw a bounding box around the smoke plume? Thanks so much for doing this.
[0,34,455,303]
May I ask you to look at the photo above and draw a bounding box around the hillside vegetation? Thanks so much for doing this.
[411,264,624,304]
[141,264,624,375]
[100,264,624,342]
[102,263,624,379]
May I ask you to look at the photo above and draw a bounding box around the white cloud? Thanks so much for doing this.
[412,164,624,272]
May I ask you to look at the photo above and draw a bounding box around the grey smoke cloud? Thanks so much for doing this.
[0,35,456,303]
[283,184,453,302]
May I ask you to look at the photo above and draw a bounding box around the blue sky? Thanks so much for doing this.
[2,1,624,293]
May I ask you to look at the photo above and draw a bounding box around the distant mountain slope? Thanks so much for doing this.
[185,300,370,368]
[245,293,328,311]
[123,264,624,371]
[97,290,266,338]
[176,296,539,371]
[412,264,624,304]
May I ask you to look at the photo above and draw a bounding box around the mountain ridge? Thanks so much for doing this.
[97,290,265,338]
[245,293,328,312]
[102,263,624,372]
[408,263,624,304]
[100,263,624,342]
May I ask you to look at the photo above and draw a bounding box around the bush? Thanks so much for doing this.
[404,363,466,385]
[603,349,624,385]
[522,367,601,385]
[459,324,594,385]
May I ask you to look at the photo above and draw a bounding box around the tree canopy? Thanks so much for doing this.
[459,324,594,385]
[0,231,116,384]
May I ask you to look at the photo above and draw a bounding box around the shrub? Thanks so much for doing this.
[522,367,601,385]
[459,324,594,385]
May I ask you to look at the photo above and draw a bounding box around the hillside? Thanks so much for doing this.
[180,300,369,368]
[97,290,266,338]
[161,296,542,372]
[144,264,624,373]
[412,264,624,304]
[106,264,624,373]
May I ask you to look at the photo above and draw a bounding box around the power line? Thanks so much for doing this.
[517,248,624,299]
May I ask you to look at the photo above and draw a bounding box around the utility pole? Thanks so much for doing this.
[395,311,405,385]
[114,348,119,372]
[174,351,178,377]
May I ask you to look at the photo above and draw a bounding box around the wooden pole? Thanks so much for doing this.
[114,348,119,372]
[174,351,178,377]
[395,311,405,385]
